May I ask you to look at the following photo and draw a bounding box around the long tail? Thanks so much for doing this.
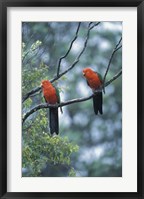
[49,108,59,135]
[93,92,103,115]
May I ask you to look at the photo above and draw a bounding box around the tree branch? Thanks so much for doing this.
[22,86,41,103]
[22,69,122,124]
[103,36,122,93]
[57,22,81,77]
[22,22,100,103]
[104,69,122,87]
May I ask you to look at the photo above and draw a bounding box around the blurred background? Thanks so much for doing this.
[22,22,122,177]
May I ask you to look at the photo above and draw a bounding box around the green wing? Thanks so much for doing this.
[94,71,103,83]
[86,80,90,87]
[54,86,63,113]
[55,86,60,103]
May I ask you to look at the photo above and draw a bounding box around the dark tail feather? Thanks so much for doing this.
[49,108,59,135]
[93,92,103,115]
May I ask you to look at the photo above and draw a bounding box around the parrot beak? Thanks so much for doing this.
[83,72,85,76]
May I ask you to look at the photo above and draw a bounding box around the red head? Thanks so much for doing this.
[83,68,94,79]
[41,80,52,88]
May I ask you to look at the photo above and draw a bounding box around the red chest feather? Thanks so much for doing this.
[87,73,102,90]
[43,86,58,104]
[42,80,58,104]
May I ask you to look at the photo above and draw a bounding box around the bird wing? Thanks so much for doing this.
[95,71,103,83]
[86,80,90,87]
[54,86,63,114]
[44,96,47,103]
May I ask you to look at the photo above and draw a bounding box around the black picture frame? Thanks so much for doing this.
[0,0,144,198]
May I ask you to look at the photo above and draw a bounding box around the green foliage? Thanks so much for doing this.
[23,98,33,109]
[23,110,79,177]
[23,131,79,177]
[68,168,77,177]
[22,40,49,97]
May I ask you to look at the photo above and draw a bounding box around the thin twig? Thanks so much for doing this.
[57,22,81,76]
[22,86,41,103]
[89,22,100,30]
[104,69,122,87]
[103,37,122,93]
[22,69,122,124]
[29,90,42,98]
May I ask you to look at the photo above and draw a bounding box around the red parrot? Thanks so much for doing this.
[83,68,103,115]
[41,80,62,135]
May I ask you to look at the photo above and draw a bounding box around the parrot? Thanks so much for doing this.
[82,68,103,115]
[41,80,62,135]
